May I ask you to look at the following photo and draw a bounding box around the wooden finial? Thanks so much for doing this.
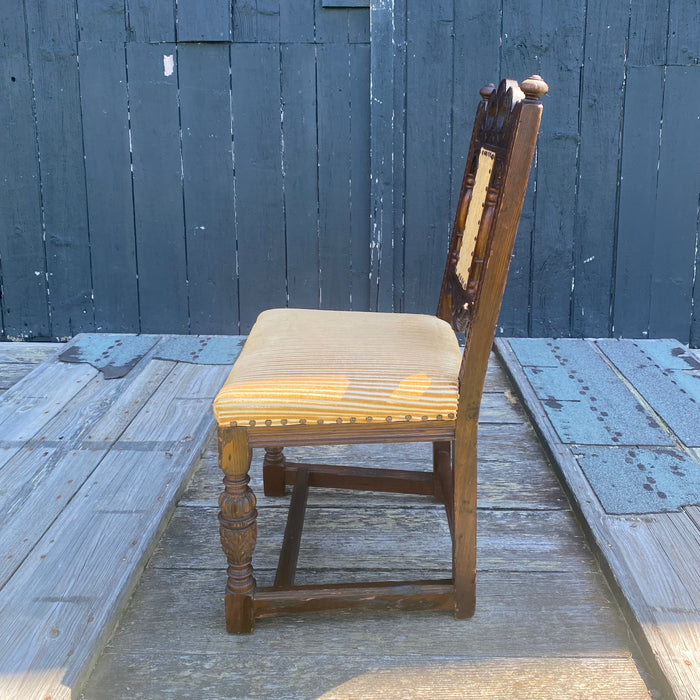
[520,75,548,100]
[479,83,496,100]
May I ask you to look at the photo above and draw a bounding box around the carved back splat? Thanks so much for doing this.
[437,75,547,335]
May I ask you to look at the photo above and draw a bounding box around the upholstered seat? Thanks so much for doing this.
[213,308,461,428]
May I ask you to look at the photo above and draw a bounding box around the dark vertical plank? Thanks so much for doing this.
[402,0,454,314]
[79,41,139,332]
[613,67,665,338]
[0,0,49,338]
[317,43,353,309]
[176,0,232,41]
[315,0,349,44]
[527,0,584,337]
[369,0,397,311]
[125,0,175,42]
[571,0,628,337]
[349,42,370,310]
[231,43,286,330]
[179,44,238,333]
[127,42,188,333]
[451,1,500,220]
[280,0,314,43]
[693,245,700,348]
[256,0,281,42]
[280,43,320,309]
[392,0,407,312]
[628,1,669,67]
[25,0,94,338]
[648,66,700,343]
[668,0,700,66]
[76,0,127,41]
[348,8,369,44]
[233,0,258,42]
[499,0,541,336]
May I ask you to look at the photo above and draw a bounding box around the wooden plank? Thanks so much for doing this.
[280,0,314,42]
[528,0,584,337]
[0,351,176,589]
[347,5,369,44]
[600,513,700,699]
[25,0,93,338]
[119,363,229,443]
[231,43,286,331]
[390,0,407,312]
[498,0,542,336]
[232,0,257,42]
[0,2,50,339]
[402,0,453,314]
[627,1,669,66]
[349,42,371,310]
[668,0,700,65]
[79,41,139,332]
[314,0,351,44]
[92,566,635,659]
[86,646,650,700]
[450,1,500,220]
[256,0,281,42]
[0,341,61,364]
[127,43,189,334]
[317,43,353,309]
[152,504,589,575]
[176,0,232,41]
[368,0,396,311]
[76,0,127,41]
[323,0,368,7]
[571,0,627,337]
[280,43,320,309]
[0,361,98,445]
[316,658,651,700]
[613,67,665,338]
[0,362,45,389]
[178,44,238,333]
[125,0,175,42]
[648,66,700,343]
[183,424,567,512]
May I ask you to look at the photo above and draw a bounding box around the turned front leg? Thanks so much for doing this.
[218,426,257,633]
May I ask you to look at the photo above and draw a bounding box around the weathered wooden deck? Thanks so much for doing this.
[73,339,660,699]
[497,338,700,700]
[0,335,239,700]
[1,336,687,698]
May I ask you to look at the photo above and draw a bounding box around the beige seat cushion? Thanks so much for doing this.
[213,308,461,428]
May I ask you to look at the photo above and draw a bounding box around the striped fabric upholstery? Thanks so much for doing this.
[213,308,461,428]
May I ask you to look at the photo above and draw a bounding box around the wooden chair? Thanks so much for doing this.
[213,75,547,633]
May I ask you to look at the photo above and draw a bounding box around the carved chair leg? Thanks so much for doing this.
[452,421,477,619]
[218,426,257,633]
[263,446,286,496]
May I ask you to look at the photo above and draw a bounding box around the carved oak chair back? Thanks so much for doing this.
[213,75,546,633]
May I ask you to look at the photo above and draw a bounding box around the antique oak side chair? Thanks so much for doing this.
[213,75,547,633]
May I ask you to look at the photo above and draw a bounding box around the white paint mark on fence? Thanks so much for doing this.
[163,54,174,77]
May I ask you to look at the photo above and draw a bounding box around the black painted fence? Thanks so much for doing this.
[1,0,698,346]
